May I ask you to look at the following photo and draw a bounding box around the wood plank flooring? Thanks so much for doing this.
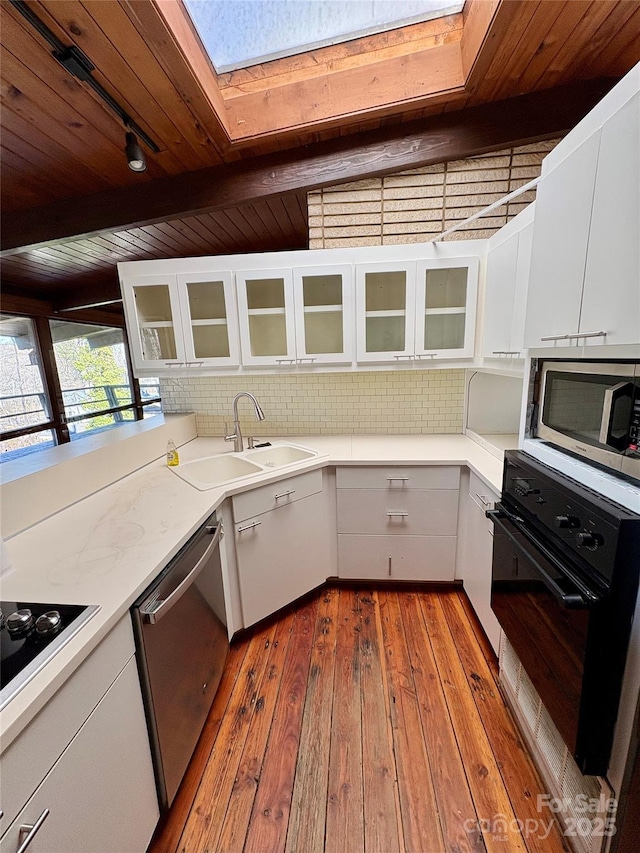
[148,587,570,853]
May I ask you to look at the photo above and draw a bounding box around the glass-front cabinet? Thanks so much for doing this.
[176,272,240,367]
[415,258,478,360]
[355,262,416,362]
[235,269,296,366]
[293,264,353,364]
[122,274,186,370]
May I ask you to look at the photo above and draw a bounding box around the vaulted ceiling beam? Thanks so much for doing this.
[1,77,615,255]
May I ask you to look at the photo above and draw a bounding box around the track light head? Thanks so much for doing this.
[125,131,146,172]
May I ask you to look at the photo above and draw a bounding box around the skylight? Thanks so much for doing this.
[183,0,463,73]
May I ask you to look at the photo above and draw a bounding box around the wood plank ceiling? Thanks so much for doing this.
[1,0,639,316]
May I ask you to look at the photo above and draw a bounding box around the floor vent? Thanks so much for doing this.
[499,636,614,853]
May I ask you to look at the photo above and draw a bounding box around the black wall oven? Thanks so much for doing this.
[489,451,640,776]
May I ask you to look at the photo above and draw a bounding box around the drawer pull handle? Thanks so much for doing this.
[17,809,50,853]
[386,511,409,517]
[274,489,296,499]
[386,476,409,481]
[388,556,392,577]
[475,493,491,507]
[238,521,262,533]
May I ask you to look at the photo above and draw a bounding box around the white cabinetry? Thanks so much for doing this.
[482,205,534,359]
[355,258,479,363]
[235,268,297,366]
[233,469,333,626]
[456,470,501,653]
[524,83,640,350]
[0,616,158,852]
[336,466,459,580]
[121,270,240,374]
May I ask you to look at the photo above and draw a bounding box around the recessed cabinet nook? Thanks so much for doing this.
[118,242,483,376]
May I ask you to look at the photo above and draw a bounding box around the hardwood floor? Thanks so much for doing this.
[148,587,570,853]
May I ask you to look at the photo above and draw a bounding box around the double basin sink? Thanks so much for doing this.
[170,443,320,491]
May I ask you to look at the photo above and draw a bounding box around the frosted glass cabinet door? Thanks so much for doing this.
[293,264,353,364]
[176,271,240,367]
[415,258,479,359]
[355,262,416,362]
[121,273,186,371]
[236,269,296,366]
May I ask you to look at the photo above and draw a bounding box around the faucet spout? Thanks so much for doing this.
[225,392,266,452]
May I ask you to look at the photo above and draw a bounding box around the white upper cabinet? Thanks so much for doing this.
[235,268,297,366]
[524,131,601,349]
[355,261,416,362]
[122,273,187,371]
[482,206,534,359]
[176,271,240,368]
[580,92,640,347]
[355,256,479,363]
[524,73,640,351]
[416,257,478,360]
[292,264,353,364]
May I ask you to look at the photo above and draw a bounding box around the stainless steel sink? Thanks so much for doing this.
[170,443,320,490]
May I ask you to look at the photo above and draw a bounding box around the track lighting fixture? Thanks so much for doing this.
[125,131,147,173]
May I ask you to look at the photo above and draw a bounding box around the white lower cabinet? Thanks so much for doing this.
[336,466,459,581]
[0,617,158,853]
[233,470,333,626]
[457,470,501,653]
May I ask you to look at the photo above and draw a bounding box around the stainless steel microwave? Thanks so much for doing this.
[536,361,640,481]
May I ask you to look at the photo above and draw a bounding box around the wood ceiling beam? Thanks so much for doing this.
[1,77,616,255]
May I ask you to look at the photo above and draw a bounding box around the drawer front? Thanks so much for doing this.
[468,470,500,518]
[0,615,135,834]
[336,466,459,490]
[337,534,456,581]
[337,489,458,536]
[232,469,323,522]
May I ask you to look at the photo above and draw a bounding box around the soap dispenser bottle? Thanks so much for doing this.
[166,439,179,467]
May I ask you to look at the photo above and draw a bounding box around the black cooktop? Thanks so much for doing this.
[0,601,99,710]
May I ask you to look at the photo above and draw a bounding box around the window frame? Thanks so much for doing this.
[0,311,161,456]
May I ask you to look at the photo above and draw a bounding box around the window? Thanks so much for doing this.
[0,313,161,462]
[184,0,463,72]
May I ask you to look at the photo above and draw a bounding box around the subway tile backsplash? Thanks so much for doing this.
[160,370,465,436]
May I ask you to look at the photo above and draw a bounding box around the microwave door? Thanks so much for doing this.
[598,381,634,451]
[621,375,640,480]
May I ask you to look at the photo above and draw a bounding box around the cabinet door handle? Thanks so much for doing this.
[475,493,491,507]
[540,330,606,341]
[238,521,262,533]
[393,355,414,361]
[386,511,409,517]
[17,809,50,853]
[388,556,392,577]
[274,489,296,499]
[387,476,409,481]
[297,357,316,363]
[416,353,437,359]
[276,358,296,364]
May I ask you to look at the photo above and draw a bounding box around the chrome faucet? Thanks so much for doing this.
[225,392,265,452]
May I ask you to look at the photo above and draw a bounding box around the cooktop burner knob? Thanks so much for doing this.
[576,532,601,549]
[555,515,580,529]
[7,608,35,635]
[35,610,62,637]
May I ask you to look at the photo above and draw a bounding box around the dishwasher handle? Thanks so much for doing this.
[141,524,221,624]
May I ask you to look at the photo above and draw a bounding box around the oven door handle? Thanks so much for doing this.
[486,508,601,609]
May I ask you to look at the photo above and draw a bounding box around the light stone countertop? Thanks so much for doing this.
[0,433,507,750]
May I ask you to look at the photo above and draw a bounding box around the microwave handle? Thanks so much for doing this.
[599,381,632,446]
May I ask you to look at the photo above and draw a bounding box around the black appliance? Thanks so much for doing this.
[0,601,100,710]
[489,450,640,776]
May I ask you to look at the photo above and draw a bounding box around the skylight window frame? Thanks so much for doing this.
[183,0,464,74]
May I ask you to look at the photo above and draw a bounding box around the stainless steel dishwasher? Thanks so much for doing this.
[131,511,229,811]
